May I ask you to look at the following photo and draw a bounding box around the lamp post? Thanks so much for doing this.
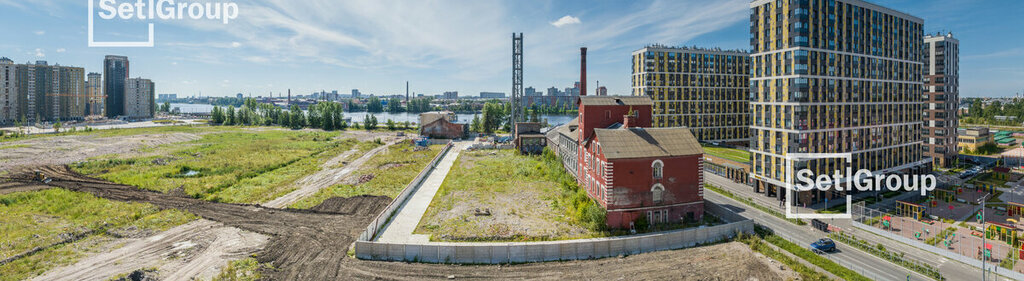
[979,192,990,281]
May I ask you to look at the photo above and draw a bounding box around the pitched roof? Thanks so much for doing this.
[593,127,702,159]
[578,96,653,106]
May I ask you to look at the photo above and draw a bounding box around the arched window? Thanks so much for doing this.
[652,184,665,203]
[652,160,664,179]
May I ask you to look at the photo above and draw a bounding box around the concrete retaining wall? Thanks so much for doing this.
[852,221,1024,281]
[355,201,752,264]
[358,141,454,241]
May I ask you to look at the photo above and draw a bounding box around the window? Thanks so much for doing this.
[652,184,665,203]
[652,160,664,179]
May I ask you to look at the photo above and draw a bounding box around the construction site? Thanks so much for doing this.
[0,124,801,280]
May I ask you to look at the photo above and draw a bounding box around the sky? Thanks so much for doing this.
[0,0,1021,98]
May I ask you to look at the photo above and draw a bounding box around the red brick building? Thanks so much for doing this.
[575,96,704,229]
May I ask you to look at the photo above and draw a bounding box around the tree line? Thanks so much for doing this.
[209,98,413,131]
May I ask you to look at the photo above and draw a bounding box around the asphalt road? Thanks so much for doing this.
[704,172,1011,281]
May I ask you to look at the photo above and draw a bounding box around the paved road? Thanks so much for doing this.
[706,172,1011,281]
[376,142,466,243]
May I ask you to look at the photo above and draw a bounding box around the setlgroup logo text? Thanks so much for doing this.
[88,0,239,47]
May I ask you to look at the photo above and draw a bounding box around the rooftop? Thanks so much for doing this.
[593,127,701,159]
[578,96,653,106]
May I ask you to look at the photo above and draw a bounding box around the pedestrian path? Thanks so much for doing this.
[375,142,467,243]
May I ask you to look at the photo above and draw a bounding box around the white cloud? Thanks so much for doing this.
[33,48,44,57]
[34,30,45,35]
[231,42,241,48]
[56,48,65,53]
[550,15,581,28]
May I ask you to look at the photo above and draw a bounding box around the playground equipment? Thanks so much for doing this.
[986,221,1020,245]
[933,187,959,203]
[897,201,926,220]
[1008,202,1024,217]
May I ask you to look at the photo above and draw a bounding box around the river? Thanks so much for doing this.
[170,103,576,126]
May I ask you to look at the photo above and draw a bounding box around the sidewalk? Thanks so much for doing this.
[375,142,466,243]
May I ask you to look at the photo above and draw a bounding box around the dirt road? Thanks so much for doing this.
[32,219,268,281]
[8,166,795,281]
[262,140,397,208]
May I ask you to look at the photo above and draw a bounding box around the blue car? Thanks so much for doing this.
[810,238,836,254]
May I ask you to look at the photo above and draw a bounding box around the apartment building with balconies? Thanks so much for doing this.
[923,33,959,167]
[632,45,751,146]
[748,0,930,206]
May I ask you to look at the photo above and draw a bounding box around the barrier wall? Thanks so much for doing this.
[358,141,454,241]
[355,201,753,264]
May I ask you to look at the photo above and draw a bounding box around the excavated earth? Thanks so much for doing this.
[4,165,793,281]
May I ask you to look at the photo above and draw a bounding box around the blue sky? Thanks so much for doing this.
[0,0,1020,98]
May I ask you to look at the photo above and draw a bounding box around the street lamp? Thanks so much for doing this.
[978,192,991,281]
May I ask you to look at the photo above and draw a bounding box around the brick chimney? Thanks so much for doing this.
[623,115,637,129]
[580,47,587,96]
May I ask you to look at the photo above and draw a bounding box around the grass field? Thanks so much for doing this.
[414,149,603,241]
[289,142,442,209]
[0,188,196,281]
[73,130,365,204]
[701,144,750,163]
[1,124,224,143]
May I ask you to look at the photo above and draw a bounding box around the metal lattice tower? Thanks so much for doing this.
[512,33,523,123]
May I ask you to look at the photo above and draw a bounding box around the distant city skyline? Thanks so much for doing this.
[1,0,1020,97]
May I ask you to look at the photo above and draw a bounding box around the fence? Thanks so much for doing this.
[358,141,454,241]
[354,201,753,264]
[852,203,1024,280]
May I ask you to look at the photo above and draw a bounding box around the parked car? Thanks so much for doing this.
[810,238,836,254]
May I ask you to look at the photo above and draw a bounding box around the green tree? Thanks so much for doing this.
[386,119,396,130]
[211,106,224,124]
[367,97,383,113]
[225,106,236,125]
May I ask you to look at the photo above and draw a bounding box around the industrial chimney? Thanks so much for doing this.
[580,47,587,97]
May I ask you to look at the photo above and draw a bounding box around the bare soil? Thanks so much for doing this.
[5,165,796,281]
[0,132,203,171]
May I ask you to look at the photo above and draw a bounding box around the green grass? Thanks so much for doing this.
[701,144,751,163]
[0,188,197,281]
[211,257,263,281]
[72,130,359,204]
[0,144,29,150]
[288,142,442,209]
[755,227,870,281]
[737,233,831,281]
[414,149,605,241]
[704,184,806,225]
[830,232,945,280]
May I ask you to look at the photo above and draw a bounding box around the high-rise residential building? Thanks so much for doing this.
[14,61,87,123]
[546,87,560,96]
[104,55,129,118]
[632,46,751,145]
[525,87,538,97]
[0,57,16,124]
[749,0,927,205]
[351,89,362,97]
[923,33,959,168]
[87,72,103,116]
[442,91,458,100]
[125,77,154,119]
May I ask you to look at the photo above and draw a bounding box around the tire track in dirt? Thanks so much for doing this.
[262,139,399,209]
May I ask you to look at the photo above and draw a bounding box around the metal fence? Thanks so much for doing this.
[852,203,1024,280]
